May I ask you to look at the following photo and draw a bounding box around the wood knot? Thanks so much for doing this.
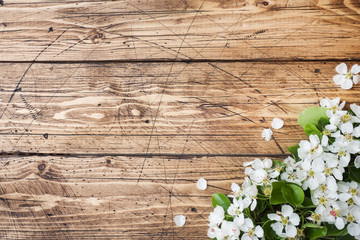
[262,1,269,6]
[90,29,105,44]
[38,163,46,172]
[106,159,111,164]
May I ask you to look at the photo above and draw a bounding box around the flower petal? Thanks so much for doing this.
[285,224,297,238]
[353,75,360,85]
[335,217,345,230]
[289,213,300,226]
[351,64,360,75]
[174,215,186,227]
[355,156,360,168]
[336,63,348,74]
[333,74,344,85]
[255,226,264,237]
[196,178,207,190]
[341,79,353,90]
[272,118,284,130]
[262,128,273,141]
[282,205,294,217]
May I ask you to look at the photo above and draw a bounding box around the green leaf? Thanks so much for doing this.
[303,223,327,240]
[298,107,328,129]
[304,123,322,139]
[318,117,330,132]
[302,197,316,208]
[325,223,348,236]
[281,183,304,207]
[348,165,360,184]
[270,181,287,205]
[256,199,267,216]
[212,193,231,211]
[335,235,354,240]
[287,144,300,161]
[262,220,280,239]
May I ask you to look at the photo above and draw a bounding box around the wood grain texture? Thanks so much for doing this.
[0,0,359,61]
[1,61,359,155]
[0,154,251,239]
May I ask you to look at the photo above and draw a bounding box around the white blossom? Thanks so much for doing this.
[268,205,300,238]
[239,218,264,240]
[333,63,360,89]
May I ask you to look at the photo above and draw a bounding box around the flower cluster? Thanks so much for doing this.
[208,98,360,239]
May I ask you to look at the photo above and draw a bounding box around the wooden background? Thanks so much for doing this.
[0,0,359,239]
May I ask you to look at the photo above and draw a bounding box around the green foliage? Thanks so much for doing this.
[304,123,322,139]
[298,107,328,129]
[287,144,300,161]
[302,223,327,240]
[270,181,287,205]
[212,193,231,211]
[317,117,330,132]
[348,165,360,184]
[270,181,304,207]
[281,183,305,207]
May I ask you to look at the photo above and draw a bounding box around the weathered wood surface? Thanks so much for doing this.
[1,62,359,155]
[1,0,360,239]
[0,155,249,239]
[0,0,360,61]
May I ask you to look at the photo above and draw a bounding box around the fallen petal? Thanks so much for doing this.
[196,178,207,190]
[174,215,186,227]
[271,118,284,130]
[262,128,273,141]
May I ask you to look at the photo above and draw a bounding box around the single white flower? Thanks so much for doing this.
[228,199,245,217]
[333,63,360,89]
[320,97,346,117]
[268,205,300,238]
[300,158,326,190]
[298,135,323,160]
[196,178,207,190]
[307,205,326,224]
[262,128,273,141]
[271,118,284,130]
[239,218,264,240]
[323,202,346,230]
[338,181,360,206]
[174,215,186,227]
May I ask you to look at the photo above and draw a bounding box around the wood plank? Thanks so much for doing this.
[0,0,359,61]
[0,61,359,155]
[0,155,252,239]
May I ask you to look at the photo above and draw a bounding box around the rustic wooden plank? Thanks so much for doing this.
[0,0,359,61]
[0,61,359,155]
[0,155,252,239]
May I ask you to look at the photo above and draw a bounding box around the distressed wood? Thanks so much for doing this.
[1,61,359,155]
[0,155,250,239]
[0,0,359,61]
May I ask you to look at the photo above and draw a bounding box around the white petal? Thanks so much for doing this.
[321,135,329,146]
[355,156,360,168]
[289,213,300,226]
[263,158,273,169]
[353,75,360,85]
[285,224,297,238]
[272,118,284,130]
[348,223,360,236]
[267,213,281,222]
[231,183,241,193]
[174,215,186,227]
[282,205,294,217]
[255,225,264,237]
[351,64,360,75]
[333,74,344,85]
[251,199,257,211]
[340,122,353,134]
[332,169,343,180]
[336,63,348,74]
[351,104,360,118]
[335,217,345,230]
[271,222,284,235]
[341,79,353,90]
[262,128,273,141]
[196,178,207,190]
